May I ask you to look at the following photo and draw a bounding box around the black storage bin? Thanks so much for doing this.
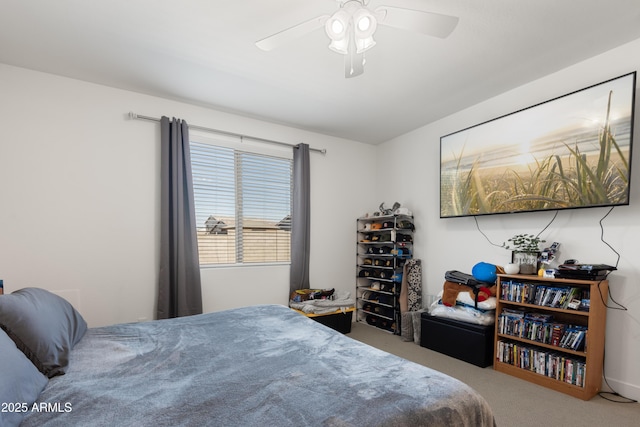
[420,313,494,367]
[293,308,354,334]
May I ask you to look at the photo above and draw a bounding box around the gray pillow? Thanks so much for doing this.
[0,288,87,378]
[0,328,48,427]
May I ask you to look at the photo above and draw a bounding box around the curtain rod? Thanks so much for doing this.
[128,112,326,154]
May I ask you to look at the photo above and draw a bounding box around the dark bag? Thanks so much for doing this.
[444,270,484,286]
[444,270,490,309]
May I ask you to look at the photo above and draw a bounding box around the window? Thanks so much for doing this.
[190,140,292,265]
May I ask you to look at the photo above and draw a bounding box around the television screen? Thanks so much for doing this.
[440,72,636,218]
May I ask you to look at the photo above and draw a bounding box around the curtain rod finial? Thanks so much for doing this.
[128,112,138,120]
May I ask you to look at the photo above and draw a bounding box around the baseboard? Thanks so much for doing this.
[602,377,640,402]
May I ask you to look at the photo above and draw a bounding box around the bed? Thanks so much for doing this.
[1,288,495,427]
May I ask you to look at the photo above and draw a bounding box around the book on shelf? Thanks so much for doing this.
[559,325,588,351]
[496,339,587,387]
[502,307,526,316]
[538,286,569,308]
[522,312,553,344]
[524,312,552,322]
[550,323,566,346]
[501,280,586,311]
[499,306,589,351]
[501,280,539,304]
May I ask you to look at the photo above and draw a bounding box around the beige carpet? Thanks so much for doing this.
[347,322,639,427]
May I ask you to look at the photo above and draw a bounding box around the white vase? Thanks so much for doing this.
[504,263,520,275]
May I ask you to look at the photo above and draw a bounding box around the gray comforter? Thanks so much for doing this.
[22,304,494,427]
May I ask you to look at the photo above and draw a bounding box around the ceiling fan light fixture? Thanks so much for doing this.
[328,37,350,54]
[331,19,344,34]
[352,7,377,53]
[353,8,377,37]
[357,15,371,31]
[325,9,352,54]
[326,3,378,56]
[325,10,350,39]
[355,36,375,53]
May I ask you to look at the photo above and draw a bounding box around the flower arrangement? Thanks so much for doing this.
[504,234,545,253]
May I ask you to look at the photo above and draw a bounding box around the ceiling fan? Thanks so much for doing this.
[255,0,459,78]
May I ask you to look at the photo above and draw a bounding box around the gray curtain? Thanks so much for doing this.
[157,116,203,319]
[289,143,310,293]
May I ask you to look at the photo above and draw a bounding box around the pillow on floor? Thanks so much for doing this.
[0,287,87,377]
[0,328,48,427]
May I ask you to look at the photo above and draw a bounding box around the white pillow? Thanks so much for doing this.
[456,291,497,310]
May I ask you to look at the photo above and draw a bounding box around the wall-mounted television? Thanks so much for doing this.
[440,72,636,218]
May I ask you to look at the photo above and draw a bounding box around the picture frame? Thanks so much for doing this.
[511,251,540,270]
[440,72,636,218]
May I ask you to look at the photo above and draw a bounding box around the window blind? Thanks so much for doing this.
[190,141,292,265]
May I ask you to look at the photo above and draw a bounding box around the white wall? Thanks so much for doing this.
[0,63,376,327]
[376,37,640,400]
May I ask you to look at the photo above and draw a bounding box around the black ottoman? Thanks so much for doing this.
[420,313,494,367]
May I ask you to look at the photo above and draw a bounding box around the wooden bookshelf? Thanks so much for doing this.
[493,274,608,400]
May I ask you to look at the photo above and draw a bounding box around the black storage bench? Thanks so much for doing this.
[420,313,494,367]
[292,308,354,334]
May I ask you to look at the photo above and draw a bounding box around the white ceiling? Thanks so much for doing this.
[1,0,640,144]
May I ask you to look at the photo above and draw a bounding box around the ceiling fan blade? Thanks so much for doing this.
[345,51,364,78]
[376,6,459,38]
[256,15,329,51]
